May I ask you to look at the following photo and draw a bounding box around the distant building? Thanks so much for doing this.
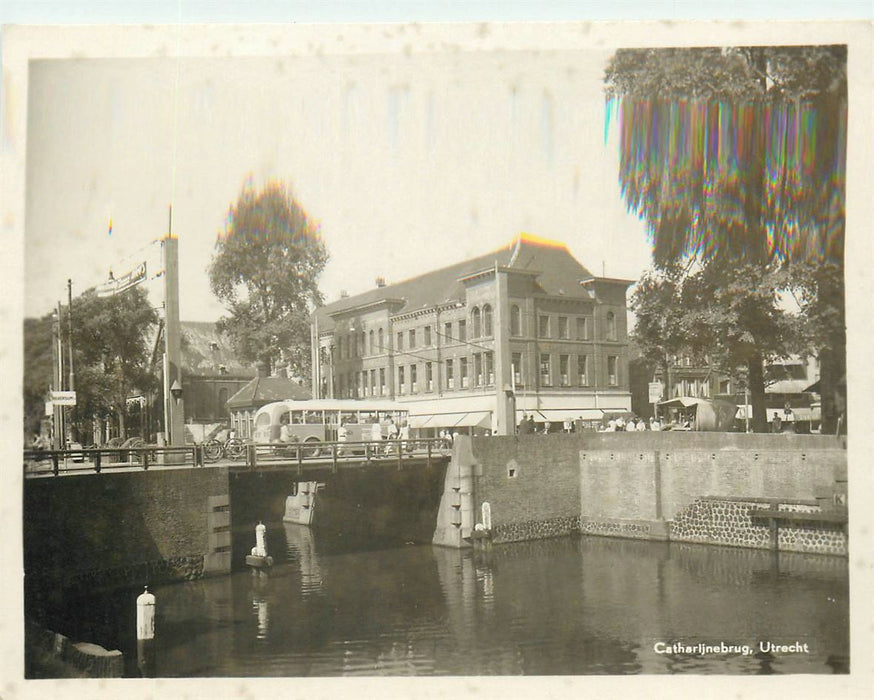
[311,234,633,435]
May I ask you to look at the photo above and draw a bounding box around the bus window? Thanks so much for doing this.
[305,410,323,425]
[255,412,272,429]
[291,410,304,424]
[341,411,356,425]
[278,411,290,425]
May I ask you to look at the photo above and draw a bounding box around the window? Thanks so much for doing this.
[511,305,521,336]
[483,304,493,337]
[458,320,467,342]
[397,331,403,352]
[472,307,481,337]
[369,330,374,355]
[370,369,377,395]
[606,312,617,341]
[444,321,453,342]
[559,355,569,386]
[426,362,433,391]
[398,365,405,394]
[576,316,589,340]
[577,355,589,386]
[474,353,482,387]
[378,328,384,353]
[424,325,432,346]
[558,316,568,339]
[461,357,469,388]
[540,354,552,386]
[539,315,550,338]
[380,368,386,396]
[360,332,365,356]
[607,356,618,386]
[486,351,494,385]
[446,359,454,389]
[409,328,416,349]
[411,364,418,393]
[512,352,523,386]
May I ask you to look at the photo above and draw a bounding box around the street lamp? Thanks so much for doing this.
[170,379,183,403]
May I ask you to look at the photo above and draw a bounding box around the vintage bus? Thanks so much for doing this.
[252,399,410,455]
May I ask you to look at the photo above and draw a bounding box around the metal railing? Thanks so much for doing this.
[23,437,453,477]
[24,445,203,477]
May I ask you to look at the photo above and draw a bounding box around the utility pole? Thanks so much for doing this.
[67,279,76,442]
[51,307,62,449]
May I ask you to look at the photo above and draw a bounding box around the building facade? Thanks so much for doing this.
[311,234,632,435]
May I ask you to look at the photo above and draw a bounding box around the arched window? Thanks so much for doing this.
[510,304,521,336]
[472,306,481,338]
[369,330,374,355]
[378,328,384,353]
[483,304,493,337]
[606,312,617,341]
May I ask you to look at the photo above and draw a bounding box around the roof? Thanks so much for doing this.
[180,321,252,375]
[226,375,311,409]
[314,234,605,332]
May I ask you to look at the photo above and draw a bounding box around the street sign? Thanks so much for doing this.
[51,391,77,406]
[96,262,147,297]
[648,382,663,404]
[45,401,53,416]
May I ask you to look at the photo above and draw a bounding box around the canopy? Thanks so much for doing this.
[657,396,707,409]
[409,411,492,429]
[658,396,737,431]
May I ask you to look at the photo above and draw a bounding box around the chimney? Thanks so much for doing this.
[375,277,386,288]
[340,290,348,298]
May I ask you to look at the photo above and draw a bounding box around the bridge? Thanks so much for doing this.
[24,437,452,480]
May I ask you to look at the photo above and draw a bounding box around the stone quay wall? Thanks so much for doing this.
[25,620,124,678]
[24,467,232,593]
[448,433,847,555]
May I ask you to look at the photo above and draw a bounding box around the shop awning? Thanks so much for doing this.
[409,411,492,429]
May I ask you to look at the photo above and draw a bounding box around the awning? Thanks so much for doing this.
[658,396,706,409]
[408,414,434,429]
[529,408,606,422]
[410,411,492,429]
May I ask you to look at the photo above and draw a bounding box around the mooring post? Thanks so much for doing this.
[136,585,156,677]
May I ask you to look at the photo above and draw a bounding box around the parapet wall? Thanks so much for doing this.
[24,468,232,593]
[456,433,846,553]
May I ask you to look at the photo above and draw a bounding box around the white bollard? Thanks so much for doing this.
[136,586,155,640]
[254,521,267,557]
[136,585,156,677]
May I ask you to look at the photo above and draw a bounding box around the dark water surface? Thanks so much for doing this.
[135,523,848,676]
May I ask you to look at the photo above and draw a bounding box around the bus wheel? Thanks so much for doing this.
[302,438,321,459]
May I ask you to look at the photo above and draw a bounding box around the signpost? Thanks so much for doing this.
[648,382,663,404]
[51,390,77,406]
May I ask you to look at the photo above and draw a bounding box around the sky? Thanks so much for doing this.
[21,32,656,322]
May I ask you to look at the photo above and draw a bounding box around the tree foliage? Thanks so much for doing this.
[631,261,800,432]
[209,180,328,378]
[606,46,847,431]
[23,286,159,442]
[605,46,847,266]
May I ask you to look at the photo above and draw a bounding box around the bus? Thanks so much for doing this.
[252,399,410,456]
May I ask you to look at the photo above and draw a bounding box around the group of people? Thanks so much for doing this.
[601,416,667,432]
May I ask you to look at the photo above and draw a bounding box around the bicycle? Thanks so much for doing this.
[203,434,246,462]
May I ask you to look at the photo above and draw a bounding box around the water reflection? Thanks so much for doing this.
[143,534,847,677]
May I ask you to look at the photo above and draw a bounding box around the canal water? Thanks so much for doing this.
[38,522,848,677]
[131,523,847,676]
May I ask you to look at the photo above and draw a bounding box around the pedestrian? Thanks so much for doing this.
[371,419,383,443]
[564,417,573,433]
[337,420,348,455]
[518,413,530,435]
[400,420,410,452]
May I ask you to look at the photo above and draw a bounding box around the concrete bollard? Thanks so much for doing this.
[136,585,156,677]
[253,521,268,557]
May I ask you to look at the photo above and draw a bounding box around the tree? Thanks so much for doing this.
[605,46,847,430]
[209,180,328,379]
[630,261,800,432]
[23,286,159,443]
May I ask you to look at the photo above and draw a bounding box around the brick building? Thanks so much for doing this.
[311,234,633,435]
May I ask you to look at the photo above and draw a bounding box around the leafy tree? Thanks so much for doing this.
[23,286,159,444]
[605,46,847,430]
[631,261,799,432]
[209,180,328,378]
